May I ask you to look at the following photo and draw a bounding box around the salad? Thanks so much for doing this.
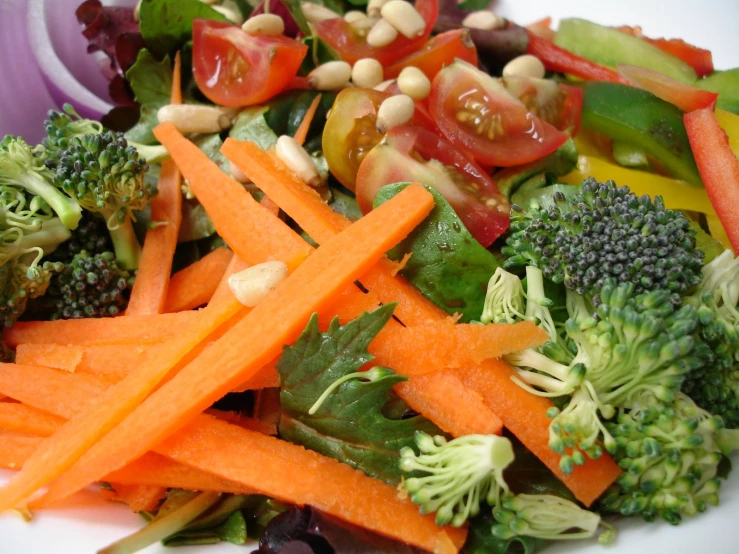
[1,0,738,553]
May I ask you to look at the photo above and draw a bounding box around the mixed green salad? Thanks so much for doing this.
[1,0,738,553]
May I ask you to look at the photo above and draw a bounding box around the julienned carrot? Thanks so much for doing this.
[0,364,109,419]
[171,51,182,105]
[0,402,65,437]
[260,194,280,217]
[111,484,167,512]
[151,415,466,554]
[222,138,448,324]
[153,123,312,272]
[126,158,183,315]
[165,247,234,312]
[208,255,250,308]
[457,359,622,506]
[222,139,621,497]
[206,409,278,436]
[0,434,39,470]
[231,363,281,392]
[0,296,244,513]
[4,311,203,347]
[14,343,82,372]
[293,94,321,146]
[36,183,435,509]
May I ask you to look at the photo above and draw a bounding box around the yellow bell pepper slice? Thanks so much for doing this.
[561,155,714,214]
[715,109,739,159]
[706,214,734,253]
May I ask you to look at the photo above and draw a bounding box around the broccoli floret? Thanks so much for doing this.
[0,136,82,230]
[41,104,104,167]
[46,214,112,262]
[502,178,704,299]
[399,431,613,543]
[600,392,739,524]
[682,249,739,427]
[45,250,134,320]
[55,131,151,269]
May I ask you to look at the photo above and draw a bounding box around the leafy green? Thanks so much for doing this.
[124,104,161,145]
[229,107,279,150]
[192,133,230,174]
[329,187,362,221]
[503,435,575,501]
[178,202,216,243]
[126,49,173,106]
[373,183,500,323]
[457,0,495,11]
[299,37,341,76]
[278,306,441,485]
[463,510,545,554]
[510,183,580,212]
[139,0,229,58]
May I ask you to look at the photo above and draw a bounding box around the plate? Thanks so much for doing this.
[2,0,739,552]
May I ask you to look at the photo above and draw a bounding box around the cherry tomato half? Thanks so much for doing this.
[322,88,438,190]
[193,19,308,107]
[385,29,478,80]
[502,76,583,135]
[314,0,438,65]
[356,125,510,246]
[429,60,569,167]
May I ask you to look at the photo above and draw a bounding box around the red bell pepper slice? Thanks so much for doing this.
[616,27,714,77]
[526,31,629,85]
[619,64,717,112]
[684,108,739,251]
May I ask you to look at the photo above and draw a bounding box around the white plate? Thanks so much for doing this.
[2,0,739,552]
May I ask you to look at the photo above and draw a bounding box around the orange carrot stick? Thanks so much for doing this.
[14,343,82,372]
[151,415,467,554]
[110,483,167,512]
[457,359,622,506]
[4,311,204,347]
[126,158,183,315]
[0,296,244,513]
[260,194,280,217]
[293,94,321,146]
[0,434,40,470]
[164,247,234,312]
[0,402,65,437]
[170,51,182,105]
[37,183,434,508]
[153,122,312,271]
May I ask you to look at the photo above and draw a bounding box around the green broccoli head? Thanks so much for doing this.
[0,248,62,328]
[41,104,103,167]
[502,178,704,299]
[45,250,134,320]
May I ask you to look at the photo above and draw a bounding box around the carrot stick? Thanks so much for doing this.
[150,415,467,554]
[4,311,204,347]
[0,434,40,470]
[164,247,234,312]
[456,359,622,506]
[0,402,65,437]
[170,51,182,105]
[110,483,167,512]
[208,255,250,308]
[260,194,280,217]
[0,364,109,419]
[126,158,183,315]
[293,94,321,146]
[206,409,277,435]
[36,183,435,508]
[14,343,82,372]
[231,363,280,391]
[153,122,312,271]
[0,296,244,513]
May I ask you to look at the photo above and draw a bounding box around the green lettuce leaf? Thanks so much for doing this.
[373,183,500,322]
[126,49,173,106]
[278,305,441,485]
[229,107,279,150]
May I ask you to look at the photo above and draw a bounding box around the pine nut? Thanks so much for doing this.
[228,261,288,307]
[301,2,339,24]
[376,94,415,133]
[307,61,352,90]
[344,10,373,31]
[367,0,389,17]
[373,79,396,91]
[212,4,245,25]
[462,10,505,31]
[157,105,233,134]
[352,58,384,89]
[242,13,285,35]
[229,161,250,184]
[275,135,321,187]
[502,54,546,79]
[397,66,430,100]
[380,1,425,38]
[366,18,398,48]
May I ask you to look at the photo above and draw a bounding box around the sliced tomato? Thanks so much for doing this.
[314,0,438,65]
[385,29,478,80]
[429,60,569,167]
[502,76,583,135]
[617,64,717,112]
[616,26,714,77]
[322,88,438,190]
[192,19,308,107]
[356,125,510,246]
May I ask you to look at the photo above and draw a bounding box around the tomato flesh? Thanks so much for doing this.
[356,125,510,246]
[385,29,478,80]
[193,19,308,107]
[502,76,583,135]
[314,0,438,65]
[429,61,569,167]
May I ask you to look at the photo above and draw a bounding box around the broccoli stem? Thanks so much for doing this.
[106,217,142,270]
[15,172,81,231]
[19,218,71,255]
[128,142,170,164]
